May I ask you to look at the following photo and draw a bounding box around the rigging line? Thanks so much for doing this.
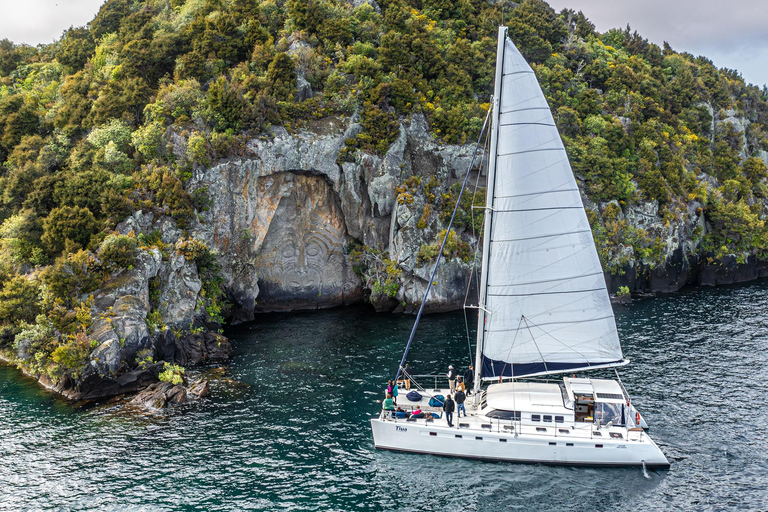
[394,105,493,384]
[516,315,594,364]
[498,314,525,380]
[520,316,549,375]
[464,124,489,367]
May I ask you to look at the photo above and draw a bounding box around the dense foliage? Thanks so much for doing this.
[0,0,767,373]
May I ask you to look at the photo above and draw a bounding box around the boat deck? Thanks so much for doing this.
[388,387,647,444]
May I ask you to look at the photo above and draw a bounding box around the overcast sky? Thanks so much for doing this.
[547,0,768,88]
[1,0,766,88]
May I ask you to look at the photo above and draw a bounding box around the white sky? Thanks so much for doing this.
[547,0,768,88]
[0,0,766,88]
[0,0,104,45]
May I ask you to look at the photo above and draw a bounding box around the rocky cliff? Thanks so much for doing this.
[181,109,768,320]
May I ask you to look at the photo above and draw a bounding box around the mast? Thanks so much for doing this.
[473,26,507,399]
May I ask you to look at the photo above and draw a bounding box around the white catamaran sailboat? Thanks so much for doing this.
[370,27,669,468]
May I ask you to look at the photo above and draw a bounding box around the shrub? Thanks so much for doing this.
[97,233,139,273]
[40,250,100,302]
[41,206,99,256]
[50,331,94,381]
[159,362,185,385]
[0,276,41,326]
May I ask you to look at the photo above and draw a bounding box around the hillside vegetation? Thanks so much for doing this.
[0,0,767,381]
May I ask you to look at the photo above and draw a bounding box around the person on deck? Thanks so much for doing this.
[402,364,412,390]
[463,365,474,395]
[447,365,457,393]
[454,388,466,417]
[391,381,399,404]
[443,394,455,427]
[383,394,395,411]
[456,377,466,393]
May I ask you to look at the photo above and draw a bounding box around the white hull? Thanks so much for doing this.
[371,417,669,468]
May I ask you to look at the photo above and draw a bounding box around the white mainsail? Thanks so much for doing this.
[475,27,625,380]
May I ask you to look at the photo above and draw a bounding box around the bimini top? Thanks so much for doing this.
[475,26,625,381]
[563,377,626,404]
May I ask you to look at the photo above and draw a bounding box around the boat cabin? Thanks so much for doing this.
[563,377,628,426]
[480,377,629,427]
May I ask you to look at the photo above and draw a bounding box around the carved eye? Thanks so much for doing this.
[281,245,296,258]
[306,243,320,257]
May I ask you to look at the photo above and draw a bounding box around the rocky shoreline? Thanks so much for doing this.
[3,111,767,404]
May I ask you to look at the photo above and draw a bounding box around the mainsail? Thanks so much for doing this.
[475,27,625,380]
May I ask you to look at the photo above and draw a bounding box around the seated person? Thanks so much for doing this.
[382,394,395,410]
[411,407,424,418]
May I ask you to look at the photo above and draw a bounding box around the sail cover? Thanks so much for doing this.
[478,28,624,379]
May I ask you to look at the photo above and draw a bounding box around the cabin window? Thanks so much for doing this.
[543,415,552,423]
[531,414,541,422]
[595,402,625,426]
[555,416,564,423]
[487,410,521,421]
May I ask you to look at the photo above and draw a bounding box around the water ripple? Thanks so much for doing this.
[2,281,768,510]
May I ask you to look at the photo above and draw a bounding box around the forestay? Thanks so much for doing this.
[477,28,625,379]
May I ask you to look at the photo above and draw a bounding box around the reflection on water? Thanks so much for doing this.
[1,280,767,510]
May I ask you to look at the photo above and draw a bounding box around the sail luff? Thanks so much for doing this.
[473,26,508,395]
[479,30,625,380]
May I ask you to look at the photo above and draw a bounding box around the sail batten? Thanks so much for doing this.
[478,28,623,380]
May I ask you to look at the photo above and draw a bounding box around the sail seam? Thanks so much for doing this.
[495,188,579,199]
[500,107,550,114]
[487,270,603,287]
[499,122,555,128]
[498,147,565,157]
[489,229,592,242]
[487,287,604,297]
[487,315,616,330]
[492,206,584,213]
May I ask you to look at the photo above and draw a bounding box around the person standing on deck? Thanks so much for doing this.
[403,364,412,390]
[447,365,457,393]
[463,365,474,395]
[391,380,398,404]
[454,388,466,417]
[443,394,455,427]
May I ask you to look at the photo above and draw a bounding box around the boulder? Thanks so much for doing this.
[130,381,188,410]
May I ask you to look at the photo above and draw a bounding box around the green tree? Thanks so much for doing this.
[0,276,41,325]
[41,206,99,256]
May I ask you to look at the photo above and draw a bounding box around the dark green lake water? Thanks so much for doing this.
[2,280,767,511]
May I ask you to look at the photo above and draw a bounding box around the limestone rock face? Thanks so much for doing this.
[90,248,162,375]
[188,113,484,315]
[154,252,202,329]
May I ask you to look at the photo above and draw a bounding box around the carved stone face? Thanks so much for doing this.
[254,173,360,310]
